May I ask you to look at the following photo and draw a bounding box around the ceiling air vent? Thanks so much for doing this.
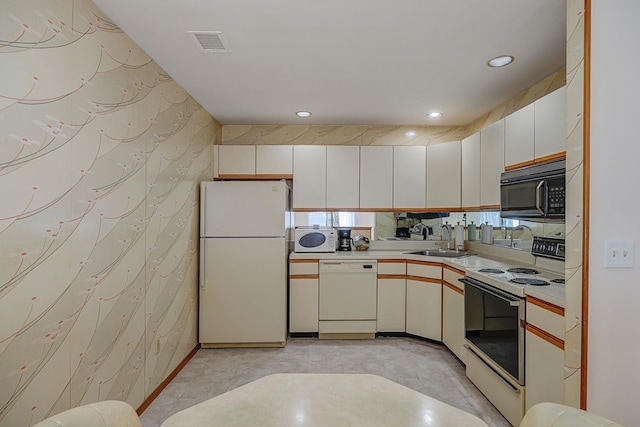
[187,31,230,53]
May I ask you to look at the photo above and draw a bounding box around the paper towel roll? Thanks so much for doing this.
[481,223,493,244]
[455,224,465,248]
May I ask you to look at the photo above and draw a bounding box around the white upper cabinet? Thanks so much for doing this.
[426,140,461,210]
[505,103,535,168]
[293,145,326,209]
[360,146,393,209]
[326,145,360,209]
[213,145,219,178]
[534,86,566,161]
[393,146,426,210]
[218,145,255,176]
[256,145,293,176]
[461,132,481,209]
[480,119,505,207]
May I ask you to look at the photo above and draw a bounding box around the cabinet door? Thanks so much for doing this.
[427,140,461,210]
[505,103,535,168]
[480,119,505,207]
[405,278,441,341]
[218,145,256,176]
[393,146,426,210]
[256,145,293,177]
[293,145,326,209]
[525,329,564,410]
[289,278,319,333]
[326,145,360,209]
[534,86,566,162]
[442,283,465,362]
[461,132,481,209]
[213,145,220,178]
[377,278,406,332]
[360,146,393,209]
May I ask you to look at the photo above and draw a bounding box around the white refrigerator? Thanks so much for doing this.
[199,180,290,347]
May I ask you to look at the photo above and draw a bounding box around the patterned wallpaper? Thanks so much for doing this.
[221,68,565,146]
[0,1,217,425]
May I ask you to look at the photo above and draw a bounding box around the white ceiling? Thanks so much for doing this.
[92,0,566,126]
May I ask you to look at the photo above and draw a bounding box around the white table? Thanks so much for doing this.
[160,373,490,427]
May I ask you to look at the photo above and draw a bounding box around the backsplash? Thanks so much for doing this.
[0,1,217,425]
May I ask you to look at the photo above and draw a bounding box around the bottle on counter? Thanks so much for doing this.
[467,221,476,241]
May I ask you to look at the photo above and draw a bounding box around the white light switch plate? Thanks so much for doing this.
[605,240,634,268]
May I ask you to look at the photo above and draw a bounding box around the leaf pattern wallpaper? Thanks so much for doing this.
[0,1,217,425]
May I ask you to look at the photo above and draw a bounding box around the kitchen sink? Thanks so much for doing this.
[406,250,475,258]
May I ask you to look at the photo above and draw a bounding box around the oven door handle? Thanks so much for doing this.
[535,180,545,216]
[459,277,521,306]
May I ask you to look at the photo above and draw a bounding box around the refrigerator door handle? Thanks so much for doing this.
[200,239,206,290]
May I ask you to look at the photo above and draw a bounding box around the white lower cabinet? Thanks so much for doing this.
[289,260,319,333]
[405,260,442,341]
[525,297,565,411]
[442,266,465,363]
[376,260,406,332]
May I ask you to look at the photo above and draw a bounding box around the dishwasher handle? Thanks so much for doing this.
[319,261,378,273]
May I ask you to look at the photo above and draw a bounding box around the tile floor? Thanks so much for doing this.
[140,337,511,427]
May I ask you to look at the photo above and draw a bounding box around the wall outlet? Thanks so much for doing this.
[605,240,634,268]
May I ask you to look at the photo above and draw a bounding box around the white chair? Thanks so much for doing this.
[521,402,623,427]
[32,400,142,427]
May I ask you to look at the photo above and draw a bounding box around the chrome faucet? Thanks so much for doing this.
[440,223,452,250]
[510,225,534,248]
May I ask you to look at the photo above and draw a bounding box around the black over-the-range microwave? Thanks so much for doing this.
[500,159,565,221]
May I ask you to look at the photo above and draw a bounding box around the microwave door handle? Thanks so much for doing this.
[535,180,545,216]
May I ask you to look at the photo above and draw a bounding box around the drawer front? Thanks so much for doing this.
[443,266,464,291]
[377,259,406,275]
[290,259,319,275]
[406,261,441,279]
[526,299,564,340]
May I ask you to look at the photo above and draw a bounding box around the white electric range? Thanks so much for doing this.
[465,265,565,299]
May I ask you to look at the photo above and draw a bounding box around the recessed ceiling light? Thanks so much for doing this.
[296,111,311,118]
[487,55,515,68]
[406,131,416,137]
[427,112,443,118]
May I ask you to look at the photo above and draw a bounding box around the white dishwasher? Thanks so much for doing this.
[318,260,378,339]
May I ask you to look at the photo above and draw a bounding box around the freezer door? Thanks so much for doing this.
[200,181,288,237]
[199,237,287,344]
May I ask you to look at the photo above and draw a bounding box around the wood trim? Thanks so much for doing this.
[534,152,566,164]
[255,174,293,180]
[505,160,536,171]
[290,274,319,280]
[527,295,565,316]
[377,259,406,264]
[406,259,441,267]
[290,259,319,264]
[425,207,464,213]
[443,264,465,275]
[526,323,565,350]
[406,275,441,284]
[462,206,483,212]
[581,0,592,410]
[217,174,256,179]
[137,344,199,415]
[378,274,406,280]
[479,204,501,210]
[443,280,464,295]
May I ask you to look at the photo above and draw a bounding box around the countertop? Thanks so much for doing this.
[289,248,566,307]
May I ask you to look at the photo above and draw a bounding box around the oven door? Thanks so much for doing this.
[462,276,525,385]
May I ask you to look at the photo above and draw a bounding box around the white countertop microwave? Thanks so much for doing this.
[294,227,336,253]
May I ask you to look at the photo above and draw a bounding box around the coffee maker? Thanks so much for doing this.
[337,229,352,251]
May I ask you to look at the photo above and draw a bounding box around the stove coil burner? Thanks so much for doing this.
[509,278,549,286]
[507,267,539,275]
[478,268,505,274]
[551,278,565,284]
